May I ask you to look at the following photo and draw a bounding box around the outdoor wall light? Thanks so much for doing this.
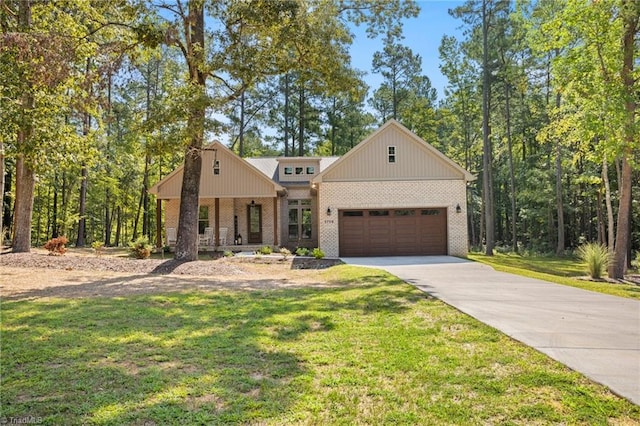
[327,207,332,216]
[456,204,462,214]
[251,200,255,206]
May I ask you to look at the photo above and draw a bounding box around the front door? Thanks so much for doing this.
[247,204,262,244]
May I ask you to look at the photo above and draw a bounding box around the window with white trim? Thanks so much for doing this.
[387,146,396,163]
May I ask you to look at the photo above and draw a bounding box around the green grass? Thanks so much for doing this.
[2,265,638,425]
[468,252,640,300]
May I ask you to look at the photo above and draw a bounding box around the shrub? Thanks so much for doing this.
[44,236,68,256]
[223,250,234,257]
[295,247,309,256]
[312,247,325,259]
[258,246,272,255]
[91,241,105,256]
[279,247,291,260]
[129,237,152,259]
[576,243,610,279]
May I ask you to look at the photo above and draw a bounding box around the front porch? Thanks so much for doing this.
[161,196,281,250]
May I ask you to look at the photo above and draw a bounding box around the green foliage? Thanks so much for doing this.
[91,241,104,256]
[43,236,68,256]
[129,237,152,260]
[311,247,325,259]
[576,243,610,280]
[258,246,272,255]
[223,250,234,257]
[295,247,309,256]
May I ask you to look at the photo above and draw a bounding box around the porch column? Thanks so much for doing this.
[155,198,162,248]
[214,197,220,246]
[273,197,278,246]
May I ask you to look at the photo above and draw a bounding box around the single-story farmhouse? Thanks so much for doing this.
[149,120,475,257]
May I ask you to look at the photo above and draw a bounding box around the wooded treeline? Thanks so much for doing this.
[1,0,637,275]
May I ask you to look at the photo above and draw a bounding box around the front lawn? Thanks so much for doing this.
[1,265,638,424]
[468,252,640,300]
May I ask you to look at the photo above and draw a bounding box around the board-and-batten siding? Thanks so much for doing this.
[277,158,321,183]
[320,125,464,182]
[154,148,279,199]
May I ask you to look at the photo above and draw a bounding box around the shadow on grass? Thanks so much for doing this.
[0,270,422,424]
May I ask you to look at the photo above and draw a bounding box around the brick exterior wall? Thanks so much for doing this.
[317,180,468,258]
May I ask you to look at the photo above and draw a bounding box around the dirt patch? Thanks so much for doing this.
[0,250,344,301]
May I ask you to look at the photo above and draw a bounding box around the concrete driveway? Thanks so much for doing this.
[341,256,640,405]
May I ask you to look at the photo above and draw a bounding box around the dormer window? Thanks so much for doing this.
[213,160,220,175]
[295,167,304,175]
[284,166,293,175]
[306,166,315,174]
[387,146,396,163]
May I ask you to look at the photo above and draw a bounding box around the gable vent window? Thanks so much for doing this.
[213,160,220,175]
[387,146,396,163]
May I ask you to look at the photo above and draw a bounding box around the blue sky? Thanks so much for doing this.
[348,0,465,101]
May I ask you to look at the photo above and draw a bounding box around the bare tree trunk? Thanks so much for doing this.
[239,89,245,157]
[51,172,58,238]
[609,0,637,279]
[298,83,305,157]
[330,97,337,156]
[114,205,121,247]
[284,74,290,157]
[12,0,35,253]
[481,0,495,256]
[76,163,88,246]
[105,72,112,246]
[13,154,35,252]
[2,166,11,244]
[142,154,150,239]
[602,156,615,251]
[174,1,206,261]
[505,83,518,253]
[0,139,4,247]
[554,92,564,255]
[596,190,604,245]
[76,58,92,248]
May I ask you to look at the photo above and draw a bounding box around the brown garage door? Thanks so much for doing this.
[339,208,447,257]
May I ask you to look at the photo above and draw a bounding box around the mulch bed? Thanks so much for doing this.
[0,251,343,276]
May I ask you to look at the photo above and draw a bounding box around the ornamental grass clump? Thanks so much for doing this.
[576,243,610,280]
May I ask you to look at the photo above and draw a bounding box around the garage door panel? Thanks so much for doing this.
[339,208,448,257]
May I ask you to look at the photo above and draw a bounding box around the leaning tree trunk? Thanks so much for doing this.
[174,1,206,261]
